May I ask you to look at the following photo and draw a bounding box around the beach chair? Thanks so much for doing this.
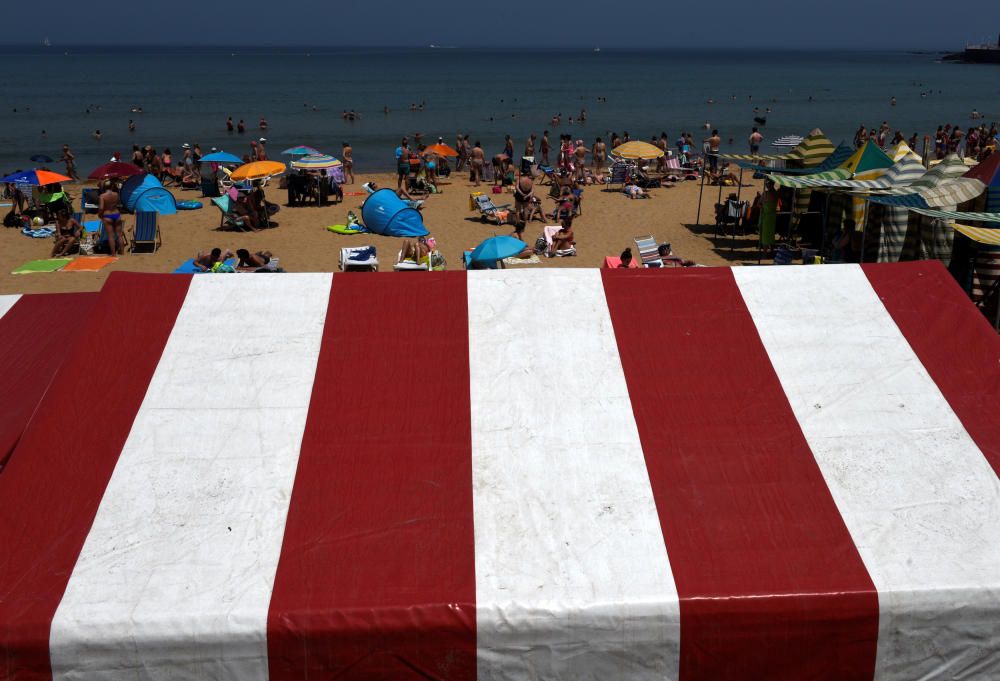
[129,211,161,254]
[607,162,631,189]
[81,188,101,214]
[394,247,429,271]
[473,194,512,224]
[340,246,378,272]
[634,234,664,268]
[211,195,248,231]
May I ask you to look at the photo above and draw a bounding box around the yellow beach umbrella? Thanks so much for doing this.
[612,141,664,160]
[230,160,286,182]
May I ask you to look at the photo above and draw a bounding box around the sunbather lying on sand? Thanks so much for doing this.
[195,248,234,271]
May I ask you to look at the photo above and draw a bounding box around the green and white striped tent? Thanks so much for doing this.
[864,155,988,262]
[769,156,924,190]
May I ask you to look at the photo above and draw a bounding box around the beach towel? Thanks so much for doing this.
[173,258,237,274]
[21,226,55,239]
[503,254,542,266]
[177,201,203,210]
[12,258,72,274]
[83,220,101,234]
[62,257,117,273]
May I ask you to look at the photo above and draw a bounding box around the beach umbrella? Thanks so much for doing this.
[1,169,72,186]
[88,162,143,180]
[470,235,526,263]
[424,143,458,157]
[771,135,804,148]
[282,145,321,156]
[199,151,243,164]
[30,154,54,164]
[290,154,341,170]
[612,141,664,160]
[230,160,286,182]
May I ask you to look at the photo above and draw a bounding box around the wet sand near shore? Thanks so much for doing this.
[0,172,764,295]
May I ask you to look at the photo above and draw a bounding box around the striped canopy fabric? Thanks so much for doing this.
[772,157,924,190]
[963,152,1000,213]
[1,266,1000,681]
[952,222,1000,245]
[722,128,832,164]
[912,208,1000,223]
[887,141,923,164]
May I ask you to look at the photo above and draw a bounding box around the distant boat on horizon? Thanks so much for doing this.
[42,37,51,48]
[594,47,601,52]
[428,44,456,49]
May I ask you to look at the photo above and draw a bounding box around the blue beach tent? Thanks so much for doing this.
[360,189,428,237]
[120,173,178,215]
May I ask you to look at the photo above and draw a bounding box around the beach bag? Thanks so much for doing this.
[534,236,547,254]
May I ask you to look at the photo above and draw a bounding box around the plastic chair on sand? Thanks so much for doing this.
[473,194,512,224]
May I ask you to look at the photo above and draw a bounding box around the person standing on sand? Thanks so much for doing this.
[470,141,485,186]
[455,133,466,172]
[704,129,721,171]
[342,142,354,184]
[525,134,536,160]
[592,137,606,172]
[749,127,763,156]
[257,139,268,161]
[396,137,411,190]
[574,141,587,181]
[98,181,123,256]
[540,131,551,166]
[61,144,78,180]
[656,133,668,172]
[503,135,514,164]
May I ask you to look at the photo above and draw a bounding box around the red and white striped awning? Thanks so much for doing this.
[1,263,999,681]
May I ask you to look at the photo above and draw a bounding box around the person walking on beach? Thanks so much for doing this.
[61,144,78,180]
[396,137,411,190]
[540,131,551,166]
[503,135,514,164]
[342,141,354,184]
[525,134,536,160]
[470,141,485,186]
[573,141,587,181]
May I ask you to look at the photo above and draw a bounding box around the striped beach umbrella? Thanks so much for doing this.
[290,154,342,170]
[612,141,664,160]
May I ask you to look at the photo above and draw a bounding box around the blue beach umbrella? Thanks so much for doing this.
[200,151,243,164]
[282,145,321,156]
[470,235,526,263]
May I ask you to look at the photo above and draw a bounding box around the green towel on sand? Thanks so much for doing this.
[12,258,72,274]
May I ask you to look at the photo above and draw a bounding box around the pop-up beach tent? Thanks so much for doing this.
[1,264,1000,681]
[120,173,178,215]
[964,151,1000,213]
[360,188,428,237]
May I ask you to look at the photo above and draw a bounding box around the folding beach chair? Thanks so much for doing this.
[607,162,631,189]
[340,246,378,272]
[129,211,161,254]
[473,194,512,225]
[96,221,128,254]
[211,195,249,231]
[81,188,101,214]
[634,234,664,268]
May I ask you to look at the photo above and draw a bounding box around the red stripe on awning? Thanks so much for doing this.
[601,268,878,681]
[0,273,191,681]
[863,261,1000,476]
[0,293,97,471]
[267,272,477,680]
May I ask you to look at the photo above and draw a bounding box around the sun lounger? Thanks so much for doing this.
[634,234,664,268]
[394,248,429,271]
[129,211,161,254]
[473,194,512,224]
[340,246,378,272]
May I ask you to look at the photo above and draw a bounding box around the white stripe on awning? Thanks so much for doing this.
[733,264,1000,681]
[49,274,333,680]
[468,269,680,680]
[0,294,21,319]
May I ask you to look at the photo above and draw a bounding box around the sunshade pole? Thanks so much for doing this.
[820,192,831,261]
[695,165,707,225]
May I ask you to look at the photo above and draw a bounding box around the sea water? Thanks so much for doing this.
[1,47,998,175]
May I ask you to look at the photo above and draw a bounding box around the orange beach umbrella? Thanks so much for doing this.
[424,143,459,157]
[230,161,286,182]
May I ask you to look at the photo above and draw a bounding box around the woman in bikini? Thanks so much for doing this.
[51,211,81,257]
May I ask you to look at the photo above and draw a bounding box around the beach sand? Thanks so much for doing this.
[0,172,763,295]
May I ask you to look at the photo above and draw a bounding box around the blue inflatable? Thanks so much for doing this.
[360,189,428,237]
[120,173,178,215]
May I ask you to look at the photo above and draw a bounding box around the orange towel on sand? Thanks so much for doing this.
[62,257,117,272]
[603,256,639,269]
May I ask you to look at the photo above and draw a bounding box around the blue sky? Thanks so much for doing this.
[8,1,1000,49]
